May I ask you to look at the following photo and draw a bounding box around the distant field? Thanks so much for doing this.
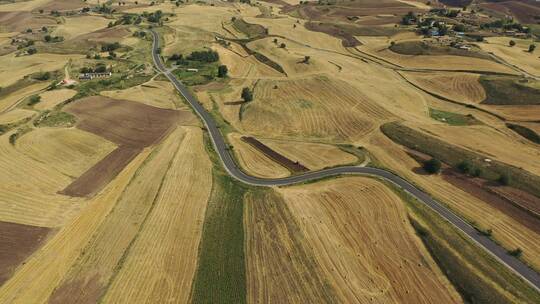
[402,71,486,104]
[480,76,540,105]
[241,76,392,142]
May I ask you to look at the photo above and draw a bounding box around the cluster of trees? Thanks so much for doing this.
[187,50,219,62]
[44,35,64,43]
[133,31,147,38]
[33,71,51,81]
[481,19,529,33]
[80,64,108,74]
[143,10,163,23]
[101,42,121,52]
[423,158,510,186]
[108,14,142,27]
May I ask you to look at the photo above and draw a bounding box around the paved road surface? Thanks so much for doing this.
[150,30,540,292]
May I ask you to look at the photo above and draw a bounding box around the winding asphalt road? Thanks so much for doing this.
[150,30,540,292]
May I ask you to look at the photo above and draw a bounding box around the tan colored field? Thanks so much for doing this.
[0,108,35,124]
[52,15,111,40]
[245,16,347,54]
[412,123,540,176]
[101,127,212,304]
[401,71,487,104]
[228,133,290,178]
[0,53,82,87]
[15,127,116,178]
[0,0,52,12]
[244,177,461,303]
[35,88,77,110]
[0,82,50,113]
[240,76,392,142]
[486,105,540,121]
[0,130,87,227]
[101,80,183,110]
[244,189,338,303]
[364,131,540,270]
[480,37,540,77]
[355,36,517,74]
[260,138,358,170]
[0,148,151,303]
[48,128,186,304]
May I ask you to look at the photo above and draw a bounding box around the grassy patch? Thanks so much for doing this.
[388,183,540,303]
[74,74,152,98]
[232,18,267,39]
[429,108,480,126]
[390,40,490,60]
[33,110,76,128]
[190,134,256,304]
[480,76,540,105]
[173,61,219,86]
[506,123,540,144]
[381,122,540,198]
[336,144,367,165]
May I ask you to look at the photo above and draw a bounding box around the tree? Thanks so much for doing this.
[280,43,286,48]
[508,248,522,258]
[498,173,510,185]
[273,38,278,44]
[423,158,441,174]
[303,55,310,64]
[28,95,41,105]
[27,47,37,55]
[44,35,52,42]
[457,160,473,174]
[41,26,48,32]
[241,87,253,102]
[218,65,228,78]
[529,44,536,53]
[509,40,516,47]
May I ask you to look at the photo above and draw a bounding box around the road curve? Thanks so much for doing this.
[150,30,540,292]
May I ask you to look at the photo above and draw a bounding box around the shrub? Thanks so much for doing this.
[529,44,536,53]
[218,65,228,78]
[280,43,286,48]
[187,50,219,62]
[508,248,522,258]
[457,160,473,174]
[28,95,41,106]
[509,40,516,47]
[241,87,253,102]
[423,158,442,174]
[498,173,510,185]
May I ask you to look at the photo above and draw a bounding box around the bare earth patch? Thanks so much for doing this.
[0,221,52,286]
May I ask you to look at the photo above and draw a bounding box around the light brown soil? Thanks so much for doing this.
[59,146,141,197]
[65,96,183,147]
[62,96,194,197]
[442,170,540,235]
[0,221,52,286]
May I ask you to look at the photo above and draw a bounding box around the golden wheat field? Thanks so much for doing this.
[35,88,77,110]
[101,80,184,110]
[244,177,461,303]
[401,71,487,104]
[1,0,540,302]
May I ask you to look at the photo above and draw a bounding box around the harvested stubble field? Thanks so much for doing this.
[62,96,193,197]
[240,77,392,142]
[101,80,185,110]
[0,108,35,124]
[401,71,487,104]
[244,177,461,303]
[1,0,540,302]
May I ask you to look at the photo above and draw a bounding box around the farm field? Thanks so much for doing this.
[1,0,540,302]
